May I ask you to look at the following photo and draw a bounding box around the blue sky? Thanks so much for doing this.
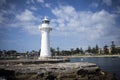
[0,0,120,52]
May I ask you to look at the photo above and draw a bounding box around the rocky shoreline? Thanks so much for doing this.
[0,62,117,80]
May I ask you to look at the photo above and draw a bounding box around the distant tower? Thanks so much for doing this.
[39,16,52,59]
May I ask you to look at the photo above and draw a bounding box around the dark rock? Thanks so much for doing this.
[105,73,117,80]
[0,69,16,80]
[45,74,56,80]
[0,62,117,80]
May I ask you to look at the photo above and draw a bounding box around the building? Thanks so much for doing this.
[38,17,52,59]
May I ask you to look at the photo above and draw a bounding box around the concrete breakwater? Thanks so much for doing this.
[0,62,117,80]
[0,58,70,64]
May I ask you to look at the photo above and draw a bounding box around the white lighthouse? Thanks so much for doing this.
[39,17,52,59]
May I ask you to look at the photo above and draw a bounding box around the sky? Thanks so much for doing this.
[0,0,120,52]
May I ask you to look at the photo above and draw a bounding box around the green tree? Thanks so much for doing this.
[70,48,74,55]
[104,45,109,54]
[91,47,96,54]
[95,44,99,54]
[51,47,56,56]
[80,48,84,54]
[75,48,80,54]
[87,46,92,53]
[61,50,71,56]
[7,50,17,55]
[0,50,2,57]
[111,41,116,54]
[56,47,60,56]
[38,49,40,56]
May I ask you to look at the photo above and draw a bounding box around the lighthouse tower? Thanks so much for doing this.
[39,17,52,59]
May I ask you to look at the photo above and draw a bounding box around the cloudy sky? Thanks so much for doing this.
[0,0,120,52]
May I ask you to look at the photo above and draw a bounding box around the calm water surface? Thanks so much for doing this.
[70,57,120,79]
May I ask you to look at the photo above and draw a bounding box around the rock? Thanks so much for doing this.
[106,73,117,80]
[100,70,106,75]
[77,69,86,75]
[0,62,117,80]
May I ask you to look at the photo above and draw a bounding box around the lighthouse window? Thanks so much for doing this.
[42,20,49,24]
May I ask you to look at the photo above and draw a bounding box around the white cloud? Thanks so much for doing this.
[11,9,41,35]
[26,0,35,4]
[0,3,17,26]
[51,5,118,41]
[45,3,51,8]
[26,0,30,4]
[26,0,44,4]
[16,9,37,21]
[30,6,38,11]
[0,0,6,6]
[0,13,4,24]
[37,0,44,3]
[116,6,120,14]
[102,0,112,6]
[90,2,98,7]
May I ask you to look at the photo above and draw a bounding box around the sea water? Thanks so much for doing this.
[70,57,120,79]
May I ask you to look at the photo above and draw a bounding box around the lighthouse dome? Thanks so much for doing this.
[42,16,50,24]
